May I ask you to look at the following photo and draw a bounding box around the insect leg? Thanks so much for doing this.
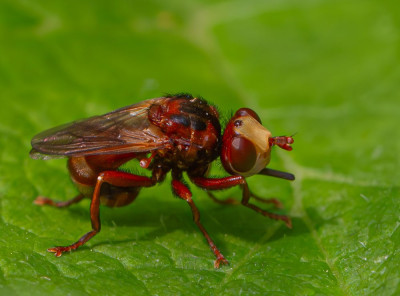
[191,175,245,205]
[207,189,282,208]
[191,175,245,190]
[34,194,85,208]
[240,182,292,228]
[247,192,283,208]
[171,179,229,269]
[206,191,239,205]
[47,171,155,257]
[253,168,295,208]
[191,176,291,227]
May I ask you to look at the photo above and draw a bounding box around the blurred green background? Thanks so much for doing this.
[0,0,399,295]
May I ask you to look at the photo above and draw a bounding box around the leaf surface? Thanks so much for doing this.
[0,0,399,295]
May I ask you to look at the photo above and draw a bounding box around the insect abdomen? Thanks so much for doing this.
[67,154,141,207]
[99,183,140,207]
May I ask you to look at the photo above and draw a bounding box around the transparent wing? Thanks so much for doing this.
[30,98,170,159]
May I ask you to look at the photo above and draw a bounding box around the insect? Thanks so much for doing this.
[30,93,295,268]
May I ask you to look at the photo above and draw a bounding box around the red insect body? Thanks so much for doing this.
[31,94,295,268]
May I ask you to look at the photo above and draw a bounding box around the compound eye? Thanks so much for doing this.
[234,108,262,123]
[229,136,257,174]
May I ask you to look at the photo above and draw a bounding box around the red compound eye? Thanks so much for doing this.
[228,136,257,174]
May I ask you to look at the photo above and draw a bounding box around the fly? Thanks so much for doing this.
[30,93,295,268]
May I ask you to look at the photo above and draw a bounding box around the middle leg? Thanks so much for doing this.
[171,179,229,269]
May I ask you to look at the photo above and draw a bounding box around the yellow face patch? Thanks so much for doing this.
[232,116,272,177]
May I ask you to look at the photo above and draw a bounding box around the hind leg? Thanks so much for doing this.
[34,194,85,208]
[47,171,155,257]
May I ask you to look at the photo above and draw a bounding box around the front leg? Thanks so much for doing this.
[240,182,292,228]
[191,176,291,228]
[48,171,155,257]
[207,189,283,208]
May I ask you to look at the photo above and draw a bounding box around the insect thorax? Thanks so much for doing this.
[148,95,221,173]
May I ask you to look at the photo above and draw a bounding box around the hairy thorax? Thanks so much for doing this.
[148,96,222,173]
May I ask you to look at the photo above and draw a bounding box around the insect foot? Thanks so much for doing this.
[281,216,292,229]
[33,196,49,205]
[47,246,71,257]
[214,255,229,269]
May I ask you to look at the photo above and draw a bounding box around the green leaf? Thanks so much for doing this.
[1,0,399,295]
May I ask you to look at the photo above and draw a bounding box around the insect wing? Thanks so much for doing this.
[30,98,170,159]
